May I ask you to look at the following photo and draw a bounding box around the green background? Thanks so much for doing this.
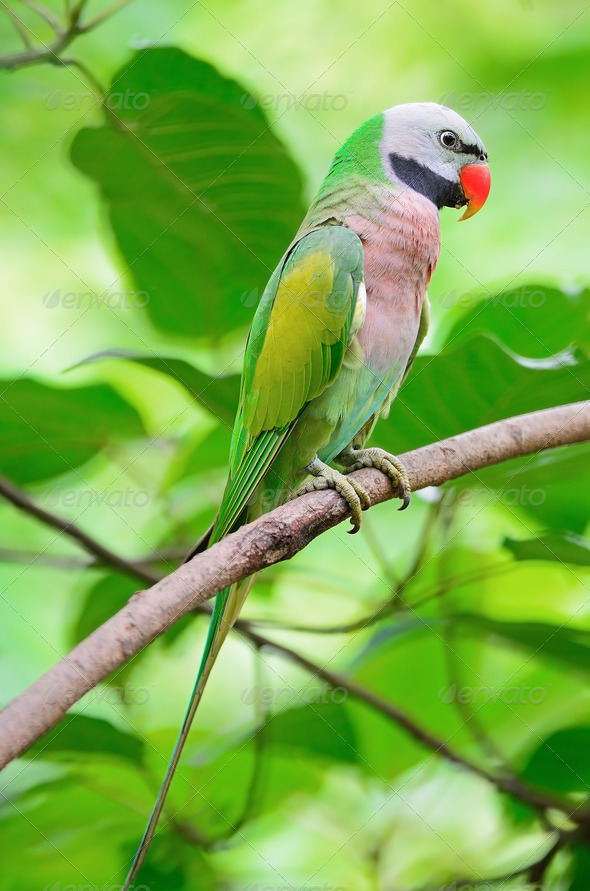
[1,1,589,888]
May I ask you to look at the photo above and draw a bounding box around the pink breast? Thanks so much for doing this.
[345,191,441,372]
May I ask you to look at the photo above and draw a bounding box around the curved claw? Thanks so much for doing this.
[398,491,411,511]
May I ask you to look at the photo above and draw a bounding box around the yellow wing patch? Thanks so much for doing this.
[244,251,354,434]
[240,226,364,438]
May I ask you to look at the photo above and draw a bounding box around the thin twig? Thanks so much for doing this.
[19,0,63,33]
[1,1,32,47]
[77,0,133,33]
[0,0,129,69]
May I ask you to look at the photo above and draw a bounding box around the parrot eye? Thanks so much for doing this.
[439,130,458,149]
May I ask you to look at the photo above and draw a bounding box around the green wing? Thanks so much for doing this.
[212,225,364,543]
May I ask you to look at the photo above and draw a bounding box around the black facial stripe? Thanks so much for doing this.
[459,140,486,157]
[389,153,466,209]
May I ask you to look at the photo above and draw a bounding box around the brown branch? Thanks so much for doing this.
[0,401,589,796]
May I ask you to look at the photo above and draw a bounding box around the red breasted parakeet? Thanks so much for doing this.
[124,101,490,886]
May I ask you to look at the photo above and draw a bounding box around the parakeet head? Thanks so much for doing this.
[381,102,490,220]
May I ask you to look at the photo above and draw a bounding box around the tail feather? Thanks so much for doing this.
[122,576,254,889]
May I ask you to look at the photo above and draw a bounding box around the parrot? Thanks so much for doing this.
[123,101,490,887]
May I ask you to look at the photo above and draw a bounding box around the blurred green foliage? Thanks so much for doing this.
[1,1,590,889]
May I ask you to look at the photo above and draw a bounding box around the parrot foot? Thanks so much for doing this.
[288,456,370,533]
[338,446,411,511]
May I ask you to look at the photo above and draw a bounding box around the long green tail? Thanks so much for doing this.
[122,576,252,889]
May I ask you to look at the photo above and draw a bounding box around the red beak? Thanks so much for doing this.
[457,163,491,221]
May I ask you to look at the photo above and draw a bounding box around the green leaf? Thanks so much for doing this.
[71,47,305,338]
[378,335,590,454]
[504,531,590,566]
[353,616,436,667]
[568,843,590,890]
[0,378,145,484]
[182,425,233,476]
[465,441,590,534]
[445,284,590,359]
[29,715,146,765]
[456,614,590,673]
[80,350,240,427]
[268,700,359,765]
[521,726,590,796]
[72,574,140,645]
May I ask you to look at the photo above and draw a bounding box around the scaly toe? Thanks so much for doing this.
[288,459,370,532]
[333,476,370,533]
[346,476,371,511]
[343,447,411,510]
[379,458,410,510]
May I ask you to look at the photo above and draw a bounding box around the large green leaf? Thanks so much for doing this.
[80,349,241,427]
[29,715,146,766]
[377,287,590,530]
[268,700,360,765]
[504,531,590,566]
[0,378,145,484]
[568,843,590,890]
[378,336,590,453]
[71,47,305,337]
[456,614,590,673]
[445,284,590,359]
[521,726,590,796]
[460,440,590,533]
